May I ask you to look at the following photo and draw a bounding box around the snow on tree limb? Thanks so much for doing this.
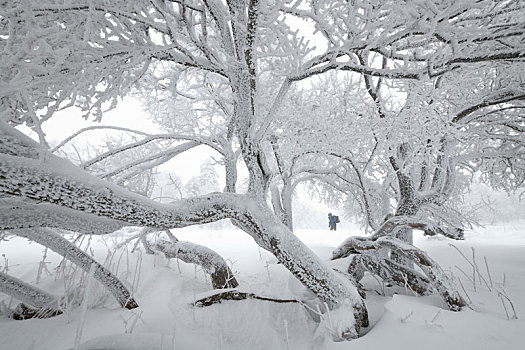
[11,228,138,309]
[150,238,239,289]
[371,216,464,241]
[332,236,466,311]
[0,198,126,234]
[0,271,62,318]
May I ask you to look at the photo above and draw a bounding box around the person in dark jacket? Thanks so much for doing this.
[328,213,339,231]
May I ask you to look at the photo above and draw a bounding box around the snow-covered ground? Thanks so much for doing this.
[1,222,524,350]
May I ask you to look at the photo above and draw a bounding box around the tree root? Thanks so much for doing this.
[334,236,466,311]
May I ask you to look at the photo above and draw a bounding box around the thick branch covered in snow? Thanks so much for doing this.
[151,238,238,289]
[371,216,465,241]
[0,198,126,234]
[11,228,138,309]
[0,271,62,319]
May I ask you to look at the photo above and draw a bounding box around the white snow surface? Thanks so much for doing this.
[0,222,524,350]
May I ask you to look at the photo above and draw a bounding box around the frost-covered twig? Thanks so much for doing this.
[119,310,144,334]
[456,277,472,304]
[484,256,493,288]
[498,287,518,320]
[74,264,96,350]
[36,247,51,284]
[449,244,492,291]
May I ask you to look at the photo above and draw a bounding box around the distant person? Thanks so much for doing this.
[328,213,340,231]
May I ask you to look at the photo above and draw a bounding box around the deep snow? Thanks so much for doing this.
[0,222,524,350]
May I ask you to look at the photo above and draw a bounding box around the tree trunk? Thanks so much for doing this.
[392,166,421,266]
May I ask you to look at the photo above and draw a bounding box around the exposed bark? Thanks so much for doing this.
[193,290,299,307]
[0,197,127,235]
[151,238,239,289]
[11,228,138,309]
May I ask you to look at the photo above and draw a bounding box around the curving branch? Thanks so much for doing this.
[51,126,150,153]
[11,228,138,310]
[0,197,126,234]
[101,141,201,179]
[150,238,238,289]
[0,271,62,319]
[81,134,223,169]
[452,90,525,124]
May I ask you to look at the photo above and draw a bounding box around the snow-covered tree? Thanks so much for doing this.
[184,160,220,197]
[2,0,524,340]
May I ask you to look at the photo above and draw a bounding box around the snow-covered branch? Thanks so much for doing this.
[0,198,126,234]
[151,238,239,289]
[11,228,138,309]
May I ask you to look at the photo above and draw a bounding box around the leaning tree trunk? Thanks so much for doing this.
[0,122,367,340]
[11,228,138,309]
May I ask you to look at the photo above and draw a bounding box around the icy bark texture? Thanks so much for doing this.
[372,216,465,241]
[333,236,465,311]
[12,228,138,309]
[0,271,62,319]
[152,238,239,289]
[0,197,126,234]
